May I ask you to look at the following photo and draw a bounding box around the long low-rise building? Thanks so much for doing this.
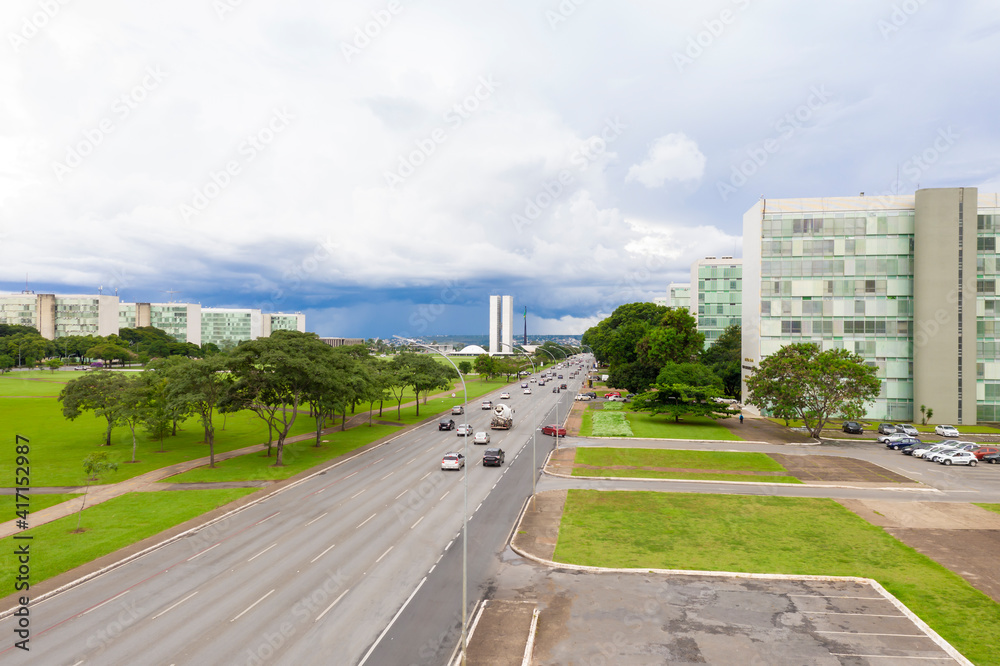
[0,292,305,347]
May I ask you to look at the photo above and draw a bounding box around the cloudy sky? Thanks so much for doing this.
[2,1,998,338]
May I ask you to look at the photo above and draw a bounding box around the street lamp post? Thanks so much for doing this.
[393,336,469,666]
[497,342,538,504]
[536,347,564,447]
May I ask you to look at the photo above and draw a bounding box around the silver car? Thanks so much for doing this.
[441,453,465,470]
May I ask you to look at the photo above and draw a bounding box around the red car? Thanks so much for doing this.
[541,424,566,437]
[972,446,1000,460]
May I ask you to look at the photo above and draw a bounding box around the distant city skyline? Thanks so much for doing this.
[3,2,997,338]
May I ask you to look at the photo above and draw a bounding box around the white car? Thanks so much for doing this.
[935,424,960,438]
[939,450,978,466]
[878,432,911,445]
[925,446,961,463]
[473,431,490,445]
[896,424,919,437]
[500,392,511,399]
[523,388,532,395]
[574,394,591,401]
[481,400,493,410]
[456,424,474,436]
[441,453,465,470]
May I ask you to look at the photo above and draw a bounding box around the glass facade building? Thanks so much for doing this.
[691,258,742,350]
[667,283,691,311]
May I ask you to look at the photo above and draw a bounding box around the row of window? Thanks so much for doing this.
[762,258,913,278]
[762,279,890,297]
[761,214,915,238]
[762,237,915,258]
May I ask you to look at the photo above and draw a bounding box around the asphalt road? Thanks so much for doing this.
[0,363,588,666]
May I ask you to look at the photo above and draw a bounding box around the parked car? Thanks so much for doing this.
[983,452,1000,464]
[451,405,464,415]
[481,400,493,410]
[439,419,456,431]
[901,442,933,456]
[934,424,960,437]
[939,450,978,466]
[500,392,511,399]
[583,392,597,399]
[574,394,591,401]
[605,391,622,399]
[523,388,532,395]
[925,445,962,463]
[879,432,911,445]
[456,424,474,436]
[895,424,919,437]
[887,436,922,451]
[541,424,566,437]
[482,448,505,466]
[972,446,1000,460]
[607,394,627,402]
[842,421,864,434]
[473,431,490,445]
[441,452,465,470]
[877,423,898,435]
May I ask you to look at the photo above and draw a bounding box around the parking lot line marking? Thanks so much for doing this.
[305,512,328,526]
[440,491,449,500]
[231,589,275,622]
[350,488,367,499]
[815,631,927,637]
[151,591,198,620]
[310,543,336,563]
[248,543,277,562]
[315,589,349,622]
[380,471,395,480]
[410,516,423,530]
[375,546,393,563]
[356,513,377,529]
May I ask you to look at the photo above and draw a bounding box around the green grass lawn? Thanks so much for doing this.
[974,504,1000,515]
[0,488,255,590]
[770,416,1000,435]
[166,423,400,483]
[626,412,743,440]
[0,397,313,486]
[554,490,1000,665]
[0,493,80,516]
[361,378,510,425]
[570,448,800,483]
[0,370,90,396]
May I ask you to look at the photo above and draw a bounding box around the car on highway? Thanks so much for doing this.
[521,382,529,388]
[560,383,568,389]
[441,452,465,470]
[886,436,921,451]
[935,424,960,437]
[877,423,898,435]
[473,431,490,445]
[895,424,919,437]
[439,419,456,431]
[574,394,591,401]
[557,374,563,379]
[482,400,493,410]
[879,432,912,445]
[500,392,511,399]
[842,421,864,434]
[482,448,505,466]
[551,387,560,393]
[523,387,532,395]
[538,380,546,386]
[939,450,978,466]
[456,424,474,436]
[451,405,464,415]
[541,424,566,437]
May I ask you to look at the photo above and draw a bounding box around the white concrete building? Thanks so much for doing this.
[489,295,514,355]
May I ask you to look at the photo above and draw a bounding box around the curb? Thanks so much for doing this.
[507,493,971,666]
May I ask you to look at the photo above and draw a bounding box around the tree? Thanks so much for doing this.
[635,309,704,368]
[630,363,733,422]
[581,302,669,366]
[458,360,472,375]
[397,353,452,416]
[702,324,742,399]
[384,356,415,420]
[86,343,133,369]
[45,358,62,373]
[745,343,881,438]
[60,372,131,445]
[117,375,153,463]
[0,355,13,373]
[76,452,118,532]
[473,354,497,380]
[165,356,228,467]
[606,360,659,394]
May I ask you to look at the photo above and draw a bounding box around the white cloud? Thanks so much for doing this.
[625,133,706,188]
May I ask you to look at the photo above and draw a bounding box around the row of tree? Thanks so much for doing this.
[59,331,459,467]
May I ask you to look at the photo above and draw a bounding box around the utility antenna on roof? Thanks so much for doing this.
[163,289,180,303]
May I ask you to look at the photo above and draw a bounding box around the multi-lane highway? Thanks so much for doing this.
[0,362,587,665]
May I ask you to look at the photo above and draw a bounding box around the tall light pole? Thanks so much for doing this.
[536,347,564,447]
[393,336,469,666]
[497,342,538,503]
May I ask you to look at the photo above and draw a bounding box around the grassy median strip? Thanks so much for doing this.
[571,448,799,483]
[974,503,1000,515]
[166,424,400,483]
[1,488,255,590]
[554,490,1000,664]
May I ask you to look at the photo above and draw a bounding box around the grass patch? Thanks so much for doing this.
[0,493,80,515]
[570,448,799,483]
[0,488,255,590]
[167,424,399,482]
[974,504,1000,515]
[0,371,90,396]
[578,409,594,436]
[571,468,800,482]
[599,401,625,411]
[590,412,634,437]
[554,490,1000,665]
[625,413,743,441]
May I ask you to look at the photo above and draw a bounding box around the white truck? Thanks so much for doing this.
[490,403,514,430]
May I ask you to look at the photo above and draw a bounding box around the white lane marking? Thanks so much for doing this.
[351,488,367,499]
[410,516,424,530]
[315,589,350,622]
[231,589,275,622]
[440,491,450,500]
[255,513,279,525]
[426,446,435,453]
[248,543,277,562]
[828,655,952,660]
[428,564,436,575]
[310,543,337,563]
[358,577,427,666]
[394,489,408,500]
[801,611,905,617]
[475,502,483,513]
[815,631,927,637]
[420,471,432,481]
[375,546,393,563]
[373,457,384,464]
[186,543,220,562]
[305,512,328,526]
[82,590,129,615]
[151,591,198,620]
[356,513,377,529]
[380,471,395,480]
[344,471,359,480]
[406,457,417,465]
[445,539,454,551]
